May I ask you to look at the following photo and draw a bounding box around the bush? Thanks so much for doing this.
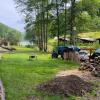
[25,45,33,48]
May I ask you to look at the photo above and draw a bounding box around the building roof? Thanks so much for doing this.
[54,37,70,41]
[96,37,100,40]
[78,37,96,42]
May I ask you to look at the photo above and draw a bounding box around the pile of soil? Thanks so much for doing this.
[36,75,93,97]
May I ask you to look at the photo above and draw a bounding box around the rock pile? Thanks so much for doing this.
[79,57,100,77]
[36,75,93,97]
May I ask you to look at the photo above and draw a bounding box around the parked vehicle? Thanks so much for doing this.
[52,46,80,59]
[90,48,100,59]
[79,50,89,61]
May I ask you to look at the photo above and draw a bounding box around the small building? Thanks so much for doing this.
[19,41,32,47]
[59,37,70,42]
[54,37,70,42]
[78,37,96,43]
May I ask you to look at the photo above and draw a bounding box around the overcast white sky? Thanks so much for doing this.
[0,0,25,32]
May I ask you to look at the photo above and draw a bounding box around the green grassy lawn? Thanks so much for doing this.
[0,52,78,100]
[12,46,37,52]
[79,31,100,38]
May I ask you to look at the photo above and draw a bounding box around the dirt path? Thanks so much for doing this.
[0,80,5,100]
[56,69,100,100]
[56,69,100,82]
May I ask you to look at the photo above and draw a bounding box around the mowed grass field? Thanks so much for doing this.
[0,52,78,100]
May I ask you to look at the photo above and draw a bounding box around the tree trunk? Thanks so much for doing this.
[45,0,49,52]
[70,0,76,45]
[64,2,67,46]
[56,0,60,46]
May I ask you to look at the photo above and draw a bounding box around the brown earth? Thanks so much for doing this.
[56,69,100,100]
[36,75,93,97]
[56,69,100,82]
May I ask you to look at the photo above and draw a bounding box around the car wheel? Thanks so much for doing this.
[52,52,58,58]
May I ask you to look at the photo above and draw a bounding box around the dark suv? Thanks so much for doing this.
[52,46,80,59]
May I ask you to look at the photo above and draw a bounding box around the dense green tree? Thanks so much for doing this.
[14,0,100,50]
[0,23,22,45]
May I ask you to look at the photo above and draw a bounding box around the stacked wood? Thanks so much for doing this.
[74,52,80,64]
[79,62,94,71]
[63,52,69,60]
[79,56,100,77]
[63,51,80,64]
[69,51,74,61]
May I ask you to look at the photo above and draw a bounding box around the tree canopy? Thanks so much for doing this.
[14,0,100,51]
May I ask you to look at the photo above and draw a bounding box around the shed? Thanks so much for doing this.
[78,37,96,43]
[59,37,70,42]
[54,37,69,42]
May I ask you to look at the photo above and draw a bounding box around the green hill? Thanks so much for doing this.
[0,22,22,45]
[0,22,21,37]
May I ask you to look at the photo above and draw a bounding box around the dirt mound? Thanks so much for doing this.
[36,75,93,97]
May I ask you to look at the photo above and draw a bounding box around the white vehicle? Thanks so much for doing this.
[79,50,89,61]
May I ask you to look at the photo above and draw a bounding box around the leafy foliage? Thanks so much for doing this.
[14,0,100,48]
[0,23,22,45]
